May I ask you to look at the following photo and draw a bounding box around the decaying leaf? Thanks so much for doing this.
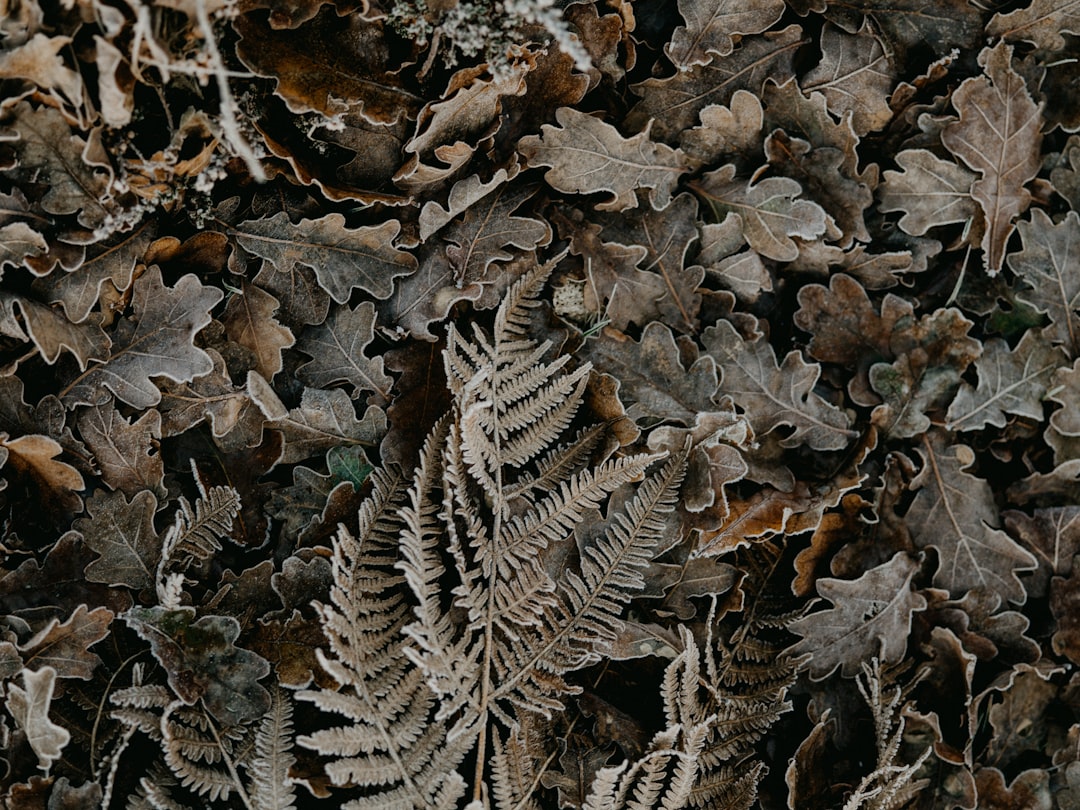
[787,552,927,680]
[941,43,1044,274]
[878,149,980,236]
[59,268,222,410]
[519,107,687,211]
[907,433,1038,603]
[665,0,785,69]
[5,667,70,773]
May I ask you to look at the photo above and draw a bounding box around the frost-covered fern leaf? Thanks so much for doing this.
[687,541,796,810]
[395,256,689,802]
[297,462,470,810]
[163,479,241,563]
[583,637,712,810]
[249,687,297,810]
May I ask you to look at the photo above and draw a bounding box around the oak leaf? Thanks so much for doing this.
[703,318,855,451]
[0,222,47,272]
[678,90,764,170]
[519,107,686,211]
[578,323,719,425]
[76,402,165,498]
[0,433,85,513]
[823,0,984,62]
[221,281,295,381]
[17,604,112,680]
[248,374,386,464]
[878,149,980,236]
[296,300,392,403]
[123,606,272,726]
[1004,507,1080,598]
[74,489,160,591]
[232,213,417,304]
[1050,359,1080,436]
[941,43,1044,274]
[665,0,785,69]
[692,164,828,262]
[5,666,69,773]
[907,434,1037,603]
[443,182,552,281]
[786,552,927,680]
[0,33,82,104]
[4,102,114,230]
[1009,209,1080,357]
[804,22,895,136]
[628,25,805,142]
[59,268,222,410]
[234,8,419,123]
[946,331,1065,432]
[0,292,110,371]
[987,0,1080,51]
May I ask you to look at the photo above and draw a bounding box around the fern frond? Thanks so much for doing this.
[163,484,241,564]
[300,445,472,810]
[504,423,608,502]
[126,765,193,810]
[248,687,296,810]
[490,724,544,810]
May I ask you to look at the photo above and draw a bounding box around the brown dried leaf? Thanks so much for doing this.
[231,213,416,304]
[0,433,84,512]
[878,148,980,236]
[1004,508,1080,598]
[678,90,764,170]
[578,323,719,425]
[0,293,110,370]
[666,0,785,68]
[76,401,165,498]
[296,300,392,403]
[786,552,927,680]
[703,318,855,450]
[248,374,386,464]
[519,107,686,211]
[0,33,82,103]
[804,22,895,136]
[74,489,160,591]
[18,605,112,680]
[221,281,295,381]
[4,102,113,230]
[692,164,828,262]
[987,0,1080,51]
[869,308,981,438]
[974,768,1052,810]
[233,8,419,123]
[908,433,1037,603]
[946,331,1065,432]
[1009,209,1080,357]
[59,268,222,410]
[443,182,551,281]
[628,25,805,142]
[941,43,1044,274]
[823,0,984,62]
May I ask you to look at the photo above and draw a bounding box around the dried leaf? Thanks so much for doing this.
[18,605,112,680]
[702,318,855,450]
[946,331,1066,431]
[443,182,551,280]
[941,43,1044,274]
[693,164,828,262]
[221,281,295,381]
[76,402,164,498]
[1004,507,1080,598]
[665,0,785,68]
[59,268,222,410]
[786,552,927,680]
[878,149,980,236]
[578,323,719,425]
[1009,209,1080,357]
[804,22,895,136]
[74,489,160,591]
[5,667,69,773]
[232,213,417,304]
[987,0,1080,51]
[123,606,272,726]
[296,300,392,403]
[908,433,1038,603]
[519,107,686,211]
[629,25,805,142]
